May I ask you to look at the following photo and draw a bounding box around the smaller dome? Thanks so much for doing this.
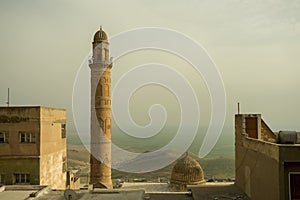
[93,26,108,42]
[170,152,205,191]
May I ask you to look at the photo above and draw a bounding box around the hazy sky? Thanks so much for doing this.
[1,0,300,136]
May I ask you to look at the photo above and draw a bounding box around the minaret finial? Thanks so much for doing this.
[100,25,102,31]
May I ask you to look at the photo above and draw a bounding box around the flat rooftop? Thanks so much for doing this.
[0,106,65,110]
[0,185,48,200]
[0,182,249,200]
[34,189,145,200]
[0,190,38,200]
[189,182,250,200]
[122,182,170,193]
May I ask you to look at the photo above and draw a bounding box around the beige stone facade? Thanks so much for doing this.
[235,114,300,200]
[0,106,66,190]
[89,27,113,189]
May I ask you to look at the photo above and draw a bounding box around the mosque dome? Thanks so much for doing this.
[93,26,108,42]
[170,152,205,191]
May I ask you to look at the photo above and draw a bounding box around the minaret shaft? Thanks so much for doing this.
[89,27,112,189]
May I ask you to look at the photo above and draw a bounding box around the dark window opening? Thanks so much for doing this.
[246,117,258,139]
[0,132,9,143]
[61,124,66,138]
[19,132,35,143]
[290,173,300,200]
[14,173,30,184]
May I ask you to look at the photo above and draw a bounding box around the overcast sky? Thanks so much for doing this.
[0,0,300,136]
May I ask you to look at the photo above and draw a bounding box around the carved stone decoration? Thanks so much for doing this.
[0,115,29,123]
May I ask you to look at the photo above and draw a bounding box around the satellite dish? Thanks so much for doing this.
[64,189,77,200]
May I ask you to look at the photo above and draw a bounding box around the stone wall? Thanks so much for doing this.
[260,119,277,143]
[40,149,66,190]
[40,107,66,190]
[0,157,39,185]
[235,114,300,200]
[235,114,280,200]
[0,107,40,156]
[0,106,67,190]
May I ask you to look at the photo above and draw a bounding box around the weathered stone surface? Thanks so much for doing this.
[0,106,67,190]
[235,114,300,200]
[89,27,113,189]
[170,153,205,191]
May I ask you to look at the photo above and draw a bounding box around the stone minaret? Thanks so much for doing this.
[89,27,113,189]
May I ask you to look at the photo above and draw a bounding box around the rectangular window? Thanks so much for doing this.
[246,117,258,139]
[0,132,9,143]
[19,132,35,143]
[27,174,30,183]
[25,134,30,142]
[20,132,25,142]
[0,174,4,184]
[31,134,36,143]
[61,124,66,138]
[21,174,25,183]
[14,173,30,184]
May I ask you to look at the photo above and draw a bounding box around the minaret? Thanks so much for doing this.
[89,27,113,189]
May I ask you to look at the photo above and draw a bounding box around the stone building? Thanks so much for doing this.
[0,106,67,190]
[235,114,300,200]
[89,27,113,189]
[169,152,205,191]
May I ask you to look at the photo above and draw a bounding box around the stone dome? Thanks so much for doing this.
[93,26,108,42]
[170,152,205,190]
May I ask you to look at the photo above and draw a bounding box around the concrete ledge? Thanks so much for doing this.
[28,186,51,198]
[243,136,279,161]
[146,191,192,195]
[92,188,145,194]
[0,156,40,159]
[0,185,5,192]
[4,185,51,199]
[4,185,48,191]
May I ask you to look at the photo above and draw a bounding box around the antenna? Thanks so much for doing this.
[7,88,10,107]
[237,102,240,114]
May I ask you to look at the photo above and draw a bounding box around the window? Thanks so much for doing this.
[246,117,258,139]
[19,132,35,143]
[0,174,4,184]
[0,132,9,143]
[104,48,109,61]
[62,156,67,172]
[14,173,30,184]
[61,124,66,138]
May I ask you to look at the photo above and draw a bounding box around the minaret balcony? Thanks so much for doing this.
[89,57,111,67]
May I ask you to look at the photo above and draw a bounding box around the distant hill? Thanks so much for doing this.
[67,126,235,183]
